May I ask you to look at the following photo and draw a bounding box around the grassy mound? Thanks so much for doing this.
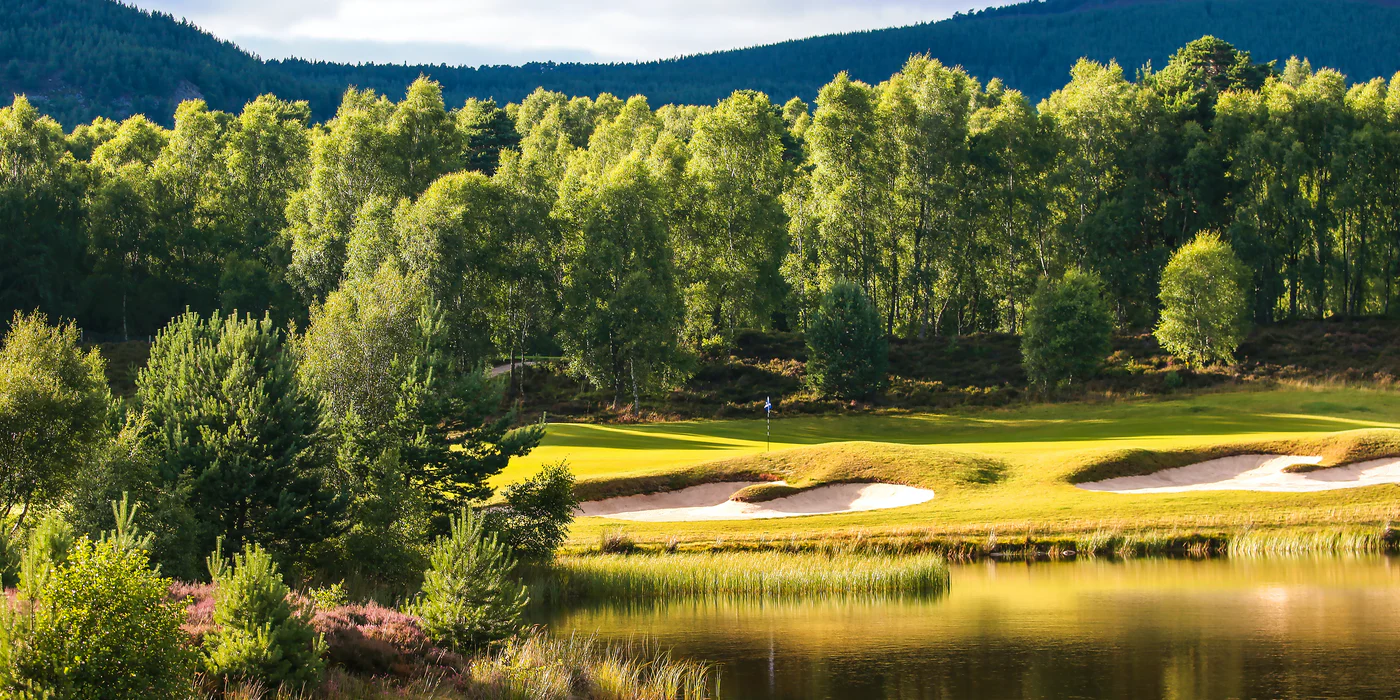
[1067,428,1400,483]
[573,441,1007,503]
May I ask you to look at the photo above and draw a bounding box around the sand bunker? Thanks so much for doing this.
[577,481,935,521]
[1078,454,1400,494]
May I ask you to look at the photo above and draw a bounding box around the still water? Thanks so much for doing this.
[543,557,1400,700]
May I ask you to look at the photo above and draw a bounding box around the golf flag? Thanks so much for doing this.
[764,396,772,415]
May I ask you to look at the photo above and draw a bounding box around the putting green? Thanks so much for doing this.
[496,387,1400,545]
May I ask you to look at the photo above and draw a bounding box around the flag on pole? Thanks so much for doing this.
[764,396,772,415]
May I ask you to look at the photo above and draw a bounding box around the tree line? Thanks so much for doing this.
[3,36,1400,398]
[12,0,1400,129]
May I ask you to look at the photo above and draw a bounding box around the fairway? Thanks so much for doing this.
[498,387,1400,548]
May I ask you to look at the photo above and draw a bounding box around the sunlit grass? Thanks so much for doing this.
[496,387,1400,553]
[540,552,950,601]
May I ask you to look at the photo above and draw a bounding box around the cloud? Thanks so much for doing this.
[127,0,1010,65]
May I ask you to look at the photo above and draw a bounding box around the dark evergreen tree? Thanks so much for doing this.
[805,281,888,400]
[135,311,342,571]
[1021,270,1114,392]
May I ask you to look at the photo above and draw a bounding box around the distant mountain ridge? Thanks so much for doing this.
[6,0,1400,126]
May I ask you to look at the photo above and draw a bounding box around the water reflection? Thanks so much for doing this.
[543,557,1400,699]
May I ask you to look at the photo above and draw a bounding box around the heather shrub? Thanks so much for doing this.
[203,542,326,691]
[411,508,527,651]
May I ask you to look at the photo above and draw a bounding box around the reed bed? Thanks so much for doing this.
[1226,526,1395,557]
[542,551,950,601]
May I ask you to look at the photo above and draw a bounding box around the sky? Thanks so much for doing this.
[125,0,1012,66]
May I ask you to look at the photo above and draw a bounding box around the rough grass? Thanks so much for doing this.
[205,633,713,700]
[500,387,1400,556]
[538,552,949,602]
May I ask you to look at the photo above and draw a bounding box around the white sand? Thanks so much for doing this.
[576,481,935,522]
[1077,454,1400,494]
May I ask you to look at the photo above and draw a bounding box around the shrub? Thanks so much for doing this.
[203,542,326,690]
[0,535,195,699]
[805,281,888,399]
[1155,231,1250,366]
[485,461,577,563]
[1021,270,1113,392]
[411,508,528,651]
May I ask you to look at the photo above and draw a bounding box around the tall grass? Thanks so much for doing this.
[468,633,713,700]
[199,632,714,700]
[541,551,949,601]
[1227,526,1395,557]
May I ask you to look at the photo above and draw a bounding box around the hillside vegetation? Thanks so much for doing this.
[9,0,1400,125]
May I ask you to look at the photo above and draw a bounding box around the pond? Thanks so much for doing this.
[541,557,1400,699]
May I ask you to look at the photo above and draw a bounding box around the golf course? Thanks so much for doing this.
[500,385,1400,554]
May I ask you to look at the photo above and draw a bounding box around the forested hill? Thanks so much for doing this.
[7,0,1400,126]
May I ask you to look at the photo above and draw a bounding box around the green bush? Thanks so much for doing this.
[486,461,577,563]
[1021,270,1114,392]
[0,535,195,699]
[412,508,528,651]
[1155,231,1250,366]
[805,281,888,399]
[203,542,326,690]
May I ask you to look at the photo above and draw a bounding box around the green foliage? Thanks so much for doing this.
[136,311,342,571]
[1156,232,1251,366]
[0,312,109,535]
[558,153,689,408]
[805,282,888,399]
[0,527,16,588]
[486,462,578,564]
[679,90,791,343]
[0,535,194,699]
[203,542,327,690]
[412,508,529,651]
[298,265,541,585]
[1021,270,1114,392]
[64,414,203,580]
[19,514,74,599]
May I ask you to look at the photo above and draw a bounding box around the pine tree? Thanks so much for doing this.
[411,507,528,651]
[805,281,888,399]
[203,542,326,689]
[136,311,342,569]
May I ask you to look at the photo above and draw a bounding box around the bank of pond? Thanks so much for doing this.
[6,548,1400,698]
